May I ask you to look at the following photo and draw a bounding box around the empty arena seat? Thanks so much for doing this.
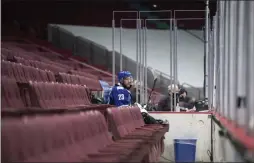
[57,72,72,84]
[1,60,15,79]
[68,70,98,79]
[1,60,56,82]
[1,110,150,162]
[107,107,167,140]
[9,56,32,66]
[27,81,106,110]
[1,76,26,110]
[8,55,66,73]
[78,75,102,91]
[107,107,168,162]
[57,73,102,91]
[30,60,66,73]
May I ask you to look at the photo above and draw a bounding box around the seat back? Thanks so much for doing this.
[129,107,146,127]
[107,107,135,140]
[1,111,112,162]
[2,60,56,83]
[68,70,98,80]
[57,72,102,91]
[1,76,25,110]
[28,81,91,109]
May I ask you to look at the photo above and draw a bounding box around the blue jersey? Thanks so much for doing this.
[109,84,132,107]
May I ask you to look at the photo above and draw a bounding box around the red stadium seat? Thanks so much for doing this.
[57,72,102,91]
[1,60,56,83]
[107,107,168,162]
[1,110,152,162]
[27,81,107,111]
[1,76,26,111]
[68,70,98,79]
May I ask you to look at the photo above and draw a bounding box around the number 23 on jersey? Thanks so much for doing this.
[118,94,124,100]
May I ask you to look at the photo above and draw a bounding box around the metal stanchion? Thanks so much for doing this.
[174,10,208,99]
[228,1,237,121]
[170,18,173,111]
[120,22,123,71]
[215,9,220,112]
[208,26,213,109]
[139,10,172,106]
[112,19,116,85]
[136,19,140,103]
[235,1,246,126]
[144,18,173,110]
[173,19,178,111]
[112,11,138,86]
[223,1,229,117]
[138,18,143,104]
[120,18,142,104]
[246,0,254,134]
[205,0,210,101]
[144,24,148,103]
[171,17,205,111]
[174,9,207,110]
[212,15,217,109]
[245,0,253,134]
[219,1,225,116]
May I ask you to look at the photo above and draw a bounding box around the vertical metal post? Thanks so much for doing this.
[223,1,229,117]
[120,23,123,71]
[215,10,220,111]
[139,10,172,106]
[173,19,177,111]
[219,1,225,116]
[142,24,145,104]
[245,0,253,133]
[143,26,146,104]
[144,25,148,103]
[175,20,178,90]
[212,16,217,109]
[228,1,237,121]
[170,18,173,111]
[112,19,116,86]
[204,0,210,100]
[236,0,246,126]
[246,0,254,133]
[208,28,212,109]
[139,19,143,104]
[136,19,140,104]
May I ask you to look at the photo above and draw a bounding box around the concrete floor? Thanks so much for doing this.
[159,156,174,162]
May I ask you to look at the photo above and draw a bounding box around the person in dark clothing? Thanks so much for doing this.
[178,88,196,111]
[157,84,179,111]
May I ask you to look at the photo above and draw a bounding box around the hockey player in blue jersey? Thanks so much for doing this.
[109,71,133,107]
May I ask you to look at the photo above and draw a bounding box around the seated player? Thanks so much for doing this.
[109,71,133,107]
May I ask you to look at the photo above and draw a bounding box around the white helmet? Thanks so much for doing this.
[168,84,179,93]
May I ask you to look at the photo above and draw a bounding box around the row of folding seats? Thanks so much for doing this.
[3,42,113,81]
[28,81,108,110]
[1,60,56,83]
[2,110,151,162]
[107,107,168,162]
[57,73,102,91]
[1,76,25,110]
[1,77,109,112]
[68,70,98,79]
[2,47,44,61]
[9,56,67,73]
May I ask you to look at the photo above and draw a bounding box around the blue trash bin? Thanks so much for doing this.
[174,139,197,162]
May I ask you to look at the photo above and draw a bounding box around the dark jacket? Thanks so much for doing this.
[157,94,178,111]
[179,96,195,109]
